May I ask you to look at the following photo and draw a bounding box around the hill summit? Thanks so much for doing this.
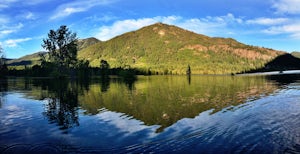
[78,23,284,74]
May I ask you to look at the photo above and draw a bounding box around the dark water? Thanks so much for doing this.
[0,75,299,153]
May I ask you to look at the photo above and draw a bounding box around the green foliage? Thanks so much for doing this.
[0,64,8,78]
[5,38,99,68]
[117,68,137,80]
[100,59,110,69]
[76,75,277,131]
[42,25,78,69]
[77,37,100,51]
[6,23,285,76]
[99,59,110,76]
[6,75,281,131]
[78,23,283,75]
[0,46,8,78]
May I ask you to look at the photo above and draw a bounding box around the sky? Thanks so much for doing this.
[1,0,300,59]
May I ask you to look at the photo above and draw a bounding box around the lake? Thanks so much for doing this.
[0,75,299,153]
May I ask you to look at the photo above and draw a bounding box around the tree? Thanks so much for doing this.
[0,45,4,65]
[42,25,78,70]
[100,59,110,76]
[186,64,191,75]
[100,59,110,70]
[0,46,8,77]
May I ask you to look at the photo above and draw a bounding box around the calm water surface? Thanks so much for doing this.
[0,75,299,153]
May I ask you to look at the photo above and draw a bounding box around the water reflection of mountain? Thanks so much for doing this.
[266,74,300,86]
[79,76,279,132]
[4,75,294,132]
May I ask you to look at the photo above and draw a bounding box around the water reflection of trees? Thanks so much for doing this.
[0,78,8,108]
[100,76,110,92]
[31,78,90,131]
[42,80,80,130]
[79,76,280,132]
[32,77,135,131]
[11,74,299,133]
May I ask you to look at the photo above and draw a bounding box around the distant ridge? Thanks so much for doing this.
[6,51,46,66]
[77,37,100,51]
[6,37,100,67]
[78,23,284,74]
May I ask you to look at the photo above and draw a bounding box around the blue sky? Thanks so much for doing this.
[1,0,300,58]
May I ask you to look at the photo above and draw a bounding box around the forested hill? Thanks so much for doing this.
[78,23,284,74]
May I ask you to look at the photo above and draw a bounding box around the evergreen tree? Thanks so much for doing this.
[186,64,191,75]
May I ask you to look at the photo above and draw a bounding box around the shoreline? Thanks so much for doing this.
[237,70,300,76]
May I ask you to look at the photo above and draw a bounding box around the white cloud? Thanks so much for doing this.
[0,1,16,10]
[246,17,289,25]
[85,15,117,22]
[263,22,300,38]
[50,0,117,20]
[95,18,159,41]
[206,13,243,24]
[14,11,37,20]
[0,30,14,35]
[3,37,32,47]
[272,0,300,14]
[22,0,52,5]
[25,12,35,20]
[0,4,8,9]
[93,14,300,42]
[0,0,51,9]
[0,0,18,7]
[95,15,244,41]
[0,23,23,38]
[0,16,9,24]
[96,110,158,135]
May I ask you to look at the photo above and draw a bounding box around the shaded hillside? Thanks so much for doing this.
[244,54,300,73]
[266,54,300,70]
[0,58,13,62]
[6,51,46,66]
[78,23,284,74]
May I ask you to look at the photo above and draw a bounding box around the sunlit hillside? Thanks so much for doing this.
[78,23,284,74]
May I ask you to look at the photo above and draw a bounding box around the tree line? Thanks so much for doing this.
[1,25,191,79]
[2,25,139,79]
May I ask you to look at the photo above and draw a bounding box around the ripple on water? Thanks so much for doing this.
[1,143,73,154]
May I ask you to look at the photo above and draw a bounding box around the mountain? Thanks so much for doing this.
[78,23,284,74]
[77,37,100,51]
[6,37,100,67]
[6,51,46,66]
[245,53,300,73]
[291,51,300,59]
